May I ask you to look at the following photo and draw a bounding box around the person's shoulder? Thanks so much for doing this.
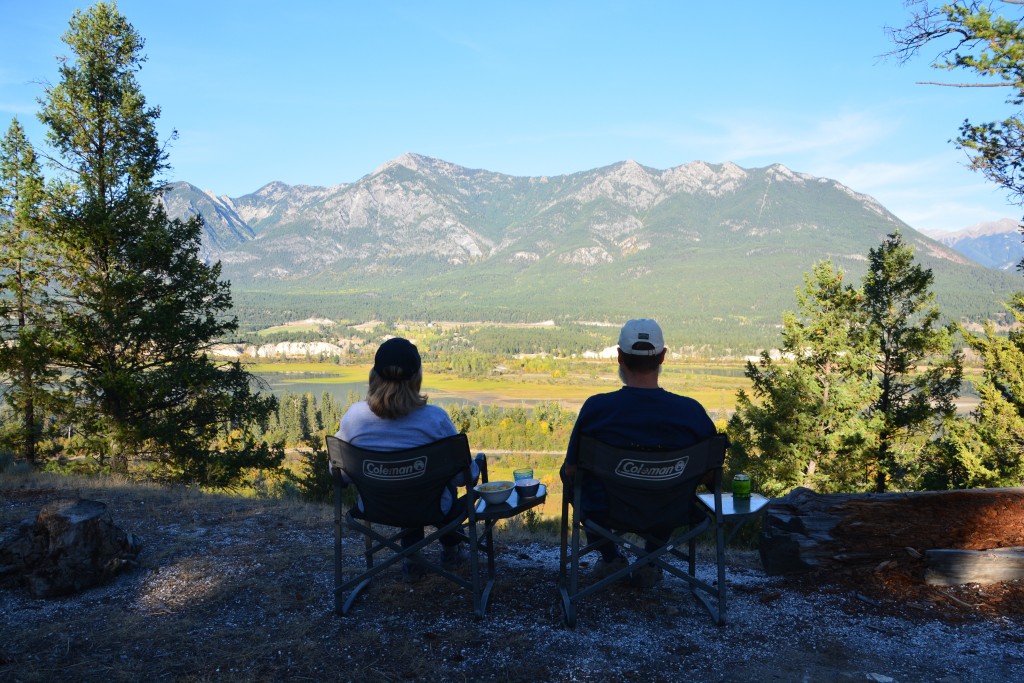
[578,390,621,414]
[338,401,377,440]
[671,393,707,409]
[656,388,704,405]
[420,404,451,419]
[418,404,458,433]
[341,401,372,420]
[661,390,716,427]
[583,388,627,404]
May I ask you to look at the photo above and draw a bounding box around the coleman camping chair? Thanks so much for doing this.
[558,434,728,627]
[326,433,489,616]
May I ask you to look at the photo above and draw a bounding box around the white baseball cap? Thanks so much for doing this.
[618,318,665,356]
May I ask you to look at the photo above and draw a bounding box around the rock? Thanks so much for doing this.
[0,498,141,597]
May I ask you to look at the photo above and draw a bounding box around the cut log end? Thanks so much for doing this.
[924,548,1024,586]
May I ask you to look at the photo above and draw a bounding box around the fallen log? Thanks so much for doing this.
[758,486,1024,578]
[925,547,1024,586]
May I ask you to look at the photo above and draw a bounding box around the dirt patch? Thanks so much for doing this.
[1,481,1022,682]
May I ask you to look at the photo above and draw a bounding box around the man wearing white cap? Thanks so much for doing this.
[562,318,718,588]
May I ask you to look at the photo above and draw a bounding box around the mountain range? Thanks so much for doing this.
[162,154,1024,353]
[923,218,1023,272]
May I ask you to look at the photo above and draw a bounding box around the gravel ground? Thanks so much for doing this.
[1,483,1022,682]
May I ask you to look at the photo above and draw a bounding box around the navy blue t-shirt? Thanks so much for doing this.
[565,386,717,512]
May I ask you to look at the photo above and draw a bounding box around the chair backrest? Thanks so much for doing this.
[578,434,727,531]
[326,433,473,527]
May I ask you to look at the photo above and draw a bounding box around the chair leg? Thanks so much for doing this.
[559,499,584,628]
[715,515,727,625]
[558,492,569,586]
[561,517,580,628]
[467,517,483,617]
[333,481,345,616]
[688,535,696,578]
[337,519,393,615]
[474,521,497,618]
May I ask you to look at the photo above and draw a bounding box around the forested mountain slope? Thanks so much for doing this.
[164,154,1022,352]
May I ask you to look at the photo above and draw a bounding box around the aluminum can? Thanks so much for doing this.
[732,473,751,498]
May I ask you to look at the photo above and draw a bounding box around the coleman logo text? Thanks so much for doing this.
[615,457,689,481]
[363,457,427,480]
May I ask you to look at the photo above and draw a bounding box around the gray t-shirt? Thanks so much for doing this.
[337,401,457,448]
[335,402,476,513]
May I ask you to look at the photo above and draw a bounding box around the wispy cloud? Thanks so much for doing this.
[0,102,37,116]
[678,110,893,163]
[825,152,1017,230]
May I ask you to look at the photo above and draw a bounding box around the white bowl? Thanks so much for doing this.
[475,480,514,505]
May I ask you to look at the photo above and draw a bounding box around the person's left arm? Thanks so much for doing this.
[688,400,720,489]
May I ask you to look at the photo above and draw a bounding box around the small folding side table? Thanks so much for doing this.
[697,492,771,545]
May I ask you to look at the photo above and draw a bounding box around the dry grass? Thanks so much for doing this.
[2,471,1022,683]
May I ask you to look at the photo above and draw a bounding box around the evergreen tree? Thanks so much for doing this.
[730,235,963,495]
[889,2,1024,222]
[320,390,340,433]
[862,231,963,492]
[930,293,1024,488]
[0,118,55,464]
[728,261,878,496]
[37,3,280,484]
[301,391,318,442]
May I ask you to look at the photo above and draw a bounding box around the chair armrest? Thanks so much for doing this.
[475,452,489,484]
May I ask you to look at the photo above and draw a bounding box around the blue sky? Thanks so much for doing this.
[1,1,1019,232]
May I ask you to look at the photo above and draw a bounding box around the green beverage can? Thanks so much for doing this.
[732,473,751,498]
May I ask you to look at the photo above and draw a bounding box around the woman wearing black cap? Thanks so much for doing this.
[336,336,477,581]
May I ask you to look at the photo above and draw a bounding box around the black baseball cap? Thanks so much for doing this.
[373,337,421,381]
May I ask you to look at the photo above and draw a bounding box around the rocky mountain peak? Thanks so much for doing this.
[158,153,1020,342]
[371,152,473,179]
[162,153,975,283]
[660,160,748,196]
[922,217,1023,271]
[766,163,810,183]
[373,152,424,175]
[942,217,1020,240]
[252,181,293,200]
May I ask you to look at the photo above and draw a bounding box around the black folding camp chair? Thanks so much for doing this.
[558,434,728,627]
[326,433,489,616]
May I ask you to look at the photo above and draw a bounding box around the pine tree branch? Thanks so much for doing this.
[916,81,1012,87]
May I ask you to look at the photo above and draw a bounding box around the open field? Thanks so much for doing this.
[248,359,751,415]
[250,355,985,418]
[255,318,337,336]
[246,362,366,377]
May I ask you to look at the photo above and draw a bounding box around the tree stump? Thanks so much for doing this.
[0,498,142,597]
[759,486,1024,583]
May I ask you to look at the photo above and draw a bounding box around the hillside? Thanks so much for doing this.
[164,155,1023,352]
